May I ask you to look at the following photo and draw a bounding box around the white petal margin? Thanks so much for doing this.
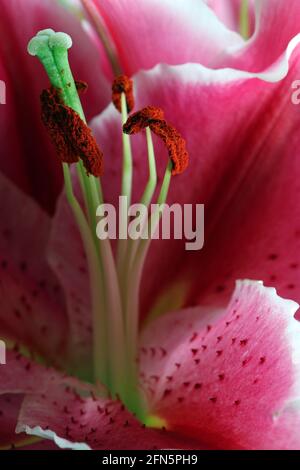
[233,280,300,422]
[16,424,91,450]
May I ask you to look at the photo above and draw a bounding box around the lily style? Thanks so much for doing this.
[1,0,300,450]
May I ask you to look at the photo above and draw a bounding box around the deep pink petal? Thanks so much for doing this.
[0,0,110,213]
[0,350,64,447]
[205,0,255,35]
[16,378,202,450]
[0,394,53,449]
[47,171,93,376]
[140,281,300,449]
[92,0,243,74]
[0,350,59,395]
[87,0,300,75]
[0,173,68,363]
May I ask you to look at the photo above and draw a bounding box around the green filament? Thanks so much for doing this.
[124,160,172,420]
[117,92,133,283]
[28,29,174,423]
[63,163,108,385]
[127,127,157,268]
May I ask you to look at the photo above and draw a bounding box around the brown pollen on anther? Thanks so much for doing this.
[123,106,188,175]
[41,85,103,177]
[112,75,134,113]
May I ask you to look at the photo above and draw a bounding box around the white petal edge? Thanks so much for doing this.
[91,30,300,133]
[16,424,91,450]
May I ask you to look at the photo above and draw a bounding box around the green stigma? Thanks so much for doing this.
[239,0,250,40]
[27,29,174,426]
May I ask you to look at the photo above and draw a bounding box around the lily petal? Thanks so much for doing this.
[47,170,92,377]
[140,280,300,449]
[91,32,300,319]
[222,0,300,71]
[0,350,59,395]
[0,173,67,363]
[0,394,24,446]
[20,440,59,450]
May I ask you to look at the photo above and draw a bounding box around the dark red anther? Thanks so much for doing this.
[40,85,103,177]
[123,106,189,175]
[112,75,134,113]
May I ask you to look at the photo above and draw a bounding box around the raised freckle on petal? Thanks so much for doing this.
[123,106,188,174]
[123,106,164,134]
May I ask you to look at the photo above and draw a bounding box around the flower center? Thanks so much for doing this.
[27,29,188,422]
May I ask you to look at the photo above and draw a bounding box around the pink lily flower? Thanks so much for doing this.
[0,0,242,214]
[1,0,300,450]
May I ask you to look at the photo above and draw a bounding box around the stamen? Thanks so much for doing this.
[28,29,190,426]
[123,106,189,174]
[112,75,134,113]
[144,415,167,429]
[116,90,133,288]
[62,163,108,387]
[150,121,189,175]
[240,0,250,40]
[41,86,104,176]
[123,160,173,422]
[122,109,182,420]
[123,106,165,133]
[126,127,157,266]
